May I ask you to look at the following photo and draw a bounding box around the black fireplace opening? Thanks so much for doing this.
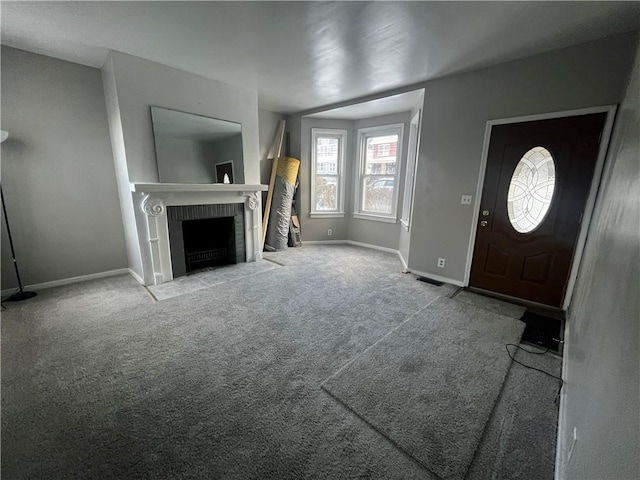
[167,203,246,278]
[182,216,236,273]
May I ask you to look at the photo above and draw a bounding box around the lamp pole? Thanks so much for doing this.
[1,130,37,301]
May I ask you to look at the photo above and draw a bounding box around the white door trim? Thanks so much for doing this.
[463,105,618,310]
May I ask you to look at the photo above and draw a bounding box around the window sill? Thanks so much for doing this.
[310,212,345,219]
[352,213,397,224]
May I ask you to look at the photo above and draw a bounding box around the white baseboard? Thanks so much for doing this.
[397,251,409,272]
[1,268,131,297]
[127,268,145,286]
[302,240,348,245]
[407,268,465,287]
[346,240,399,255]
[303,240,407,269]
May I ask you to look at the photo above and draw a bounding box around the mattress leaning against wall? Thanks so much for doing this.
[265,157,301,251]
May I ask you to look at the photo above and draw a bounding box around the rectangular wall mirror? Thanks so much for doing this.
[151,106,244,184]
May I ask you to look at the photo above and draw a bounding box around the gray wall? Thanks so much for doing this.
[258,109,286,220]
[293,112,412,248]
[1,47,127,290]
[299,117,355,241]
[408,32,637,281]
[348,112,411,250]
[102,51,261,283]
[258,109,286,185]
[559,37,639,480]
[156,136,216,183]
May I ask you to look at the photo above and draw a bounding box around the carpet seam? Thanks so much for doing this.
[320,384,445,480]
[321,296,524,480]
[463,355,519,479]
[319,295,443,386]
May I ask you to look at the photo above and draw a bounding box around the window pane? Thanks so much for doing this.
[365,134,398,175]
[315,175,338,211]
[362,176,394,214]
[507,146,556,233]
[316,137,339,175]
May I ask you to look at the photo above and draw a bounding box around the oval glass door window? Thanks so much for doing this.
[507,146,556,233]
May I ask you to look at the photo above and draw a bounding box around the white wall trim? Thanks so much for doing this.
[346,240,398,254]
[354,123,405,220]
[302,240,348,245]
[408,268,465,287]
[309,212,345,219]
[397,251,409,272]
[310,128,347,217]
[352,212,398,224]
[302,240,409,271]
[1,268,131,297]
[463,105,618,311]
[127,268,145,285]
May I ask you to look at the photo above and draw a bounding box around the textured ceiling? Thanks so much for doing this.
[2,1,639,113]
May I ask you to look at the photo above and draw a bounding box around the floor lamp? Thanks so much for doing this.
[1,130,37,301]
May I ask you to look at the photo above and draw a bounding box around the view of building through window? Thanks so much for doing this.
[312,132,345,213]
[363,134,399,214]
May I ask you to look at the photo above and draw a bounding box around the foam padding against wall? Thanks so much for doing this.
[265,157,300,251]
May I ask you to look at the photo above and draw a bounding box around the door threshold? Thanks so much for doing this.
[465,286,564,314]
[466,287,565,355]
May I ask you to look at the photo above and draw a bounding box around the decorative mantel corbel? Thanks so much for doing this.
[142,195,165,217]
[244,191,259,211]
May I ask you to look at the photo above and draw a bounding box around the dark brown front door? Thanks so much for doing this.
[470,113,607,307]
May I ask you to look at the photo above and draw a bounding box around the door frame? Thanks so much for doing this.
[463,105,617,311]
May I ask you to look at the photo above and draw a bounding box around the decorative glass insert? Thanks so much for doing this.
[507,146,556,233]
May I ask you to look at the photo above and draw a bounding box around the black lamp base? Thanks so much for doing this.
[6,290,37,302]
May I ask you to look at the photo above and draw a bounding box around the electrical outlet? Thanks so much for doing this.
[461,195,472,205]
[437,258,446,268]
[327,229,332,236]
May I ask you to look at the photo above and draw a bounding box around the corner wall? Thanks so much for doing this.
[1,47,128,289]
[558,36,639,480]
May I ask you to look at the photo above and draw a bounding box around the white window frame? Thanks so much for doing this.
[353,123,405,223]
[401,110,422,230]
[310,128,347,218]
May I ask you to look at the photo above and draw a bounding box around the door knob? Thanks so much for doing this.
[480,220,488,227]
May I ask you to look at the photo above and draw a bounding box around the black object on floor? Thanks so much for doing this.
[520,311,563,353]
[417,276,444,286]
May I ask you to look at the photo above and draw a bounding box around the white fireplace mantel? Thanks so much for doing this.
[131,183,268,286]
[131,183,267,194]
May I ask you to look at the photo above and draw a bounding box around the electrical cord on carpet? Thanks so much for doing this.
[505,343,565,404]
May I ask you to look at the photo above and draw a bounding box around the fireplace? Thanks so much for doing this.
[167,203,245,277]
[132,182,266,286]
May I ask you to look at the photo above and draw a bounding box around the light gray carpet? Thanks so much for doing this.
[2,245,560,479]
[322,297,525,480]
[467,347,562,480]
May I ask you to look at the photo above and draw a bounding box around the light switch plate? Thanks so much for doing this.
[461,195,472,205]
